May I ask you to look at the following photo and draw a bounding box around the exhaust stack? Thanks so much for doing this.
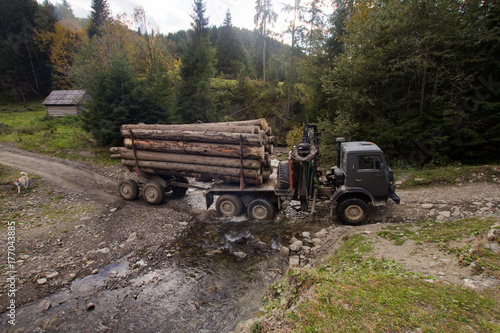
[336,137,345,168]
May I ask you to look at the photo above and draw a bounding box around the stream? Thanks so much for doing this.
[1,211,330,333]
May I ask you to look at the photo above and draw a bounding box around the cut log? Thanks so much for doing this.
[121,160,261,179]
[197,119,269,130]
[121,128,264,146]
[122,138,266,161]
[132,167,263,185]
[122,124,260,134]
[111,148,262,169]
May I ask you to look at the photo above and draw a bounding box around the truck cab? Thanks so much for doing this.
[328,139,400,225]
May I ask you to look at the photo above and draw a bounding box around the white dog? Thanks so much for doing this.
[14,172,29,193]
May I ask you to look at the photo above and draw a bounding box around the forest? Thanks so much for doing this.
[0,0,498,166]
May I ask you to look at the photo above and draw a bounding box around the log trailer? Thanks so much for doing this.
[113,121,400,225]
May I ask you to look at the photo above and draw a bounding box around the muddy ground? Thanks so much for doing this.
[0,143,499,332]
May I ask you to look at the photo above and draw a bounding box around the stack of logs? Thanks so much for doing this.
[110,119,274,186]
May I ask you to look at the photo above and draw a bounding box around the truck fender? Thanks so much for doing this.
[331,187,375,206]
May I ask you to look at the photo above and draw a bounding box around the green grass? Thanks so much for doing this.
[255,233,500,332]
[0,100,116,165]
[395,165,500,188]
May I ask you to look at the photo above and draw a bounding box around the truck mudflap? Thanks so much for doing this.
[389,192,401,204]
[206,193,214,209]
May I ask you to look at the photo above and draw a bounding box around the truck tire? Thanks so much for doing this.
[216,195,244,217]
[119,179,139,201]
[277,162,290,190]
[172,176,189,197]
[247,198,275,221]
[337,198,368,225]
[143,182,164,205]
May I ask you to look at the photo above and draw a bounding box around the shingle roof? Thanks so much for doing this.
[42,90,87,105]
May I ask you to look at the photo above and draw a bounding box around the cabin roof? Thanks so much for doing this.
[42,90,87,106]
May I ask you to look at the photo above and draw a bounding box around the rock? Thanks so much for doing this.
[312,238,322,245]
[463,279,476,289]
[126,232,137,243]
[206,249,222,256]
[289,240,303,252]
[438,211,451,218]
[315,229,327,239]
[289,256,300,267]
[86,302,96,311]
[421,203,434,209]
[37,278,48,285]
[69,273,76,280]
[39,300,52,311]
[233,252,247,259]
[234,319,256,333]
[279,246,290,256]
[20,254,30,260]
[45,271,59,279]
[289,237,300,244]
[487,229,498,241]
[98,247,110,254]
[109,207,118,213]
[178,222,189,226]
[302,231,311,238]
[92,269,99,275]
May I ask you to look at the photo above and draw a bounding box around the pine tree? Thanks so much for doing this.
[215,9,245,78]
[177,0,216,123]
[88,0,110,39]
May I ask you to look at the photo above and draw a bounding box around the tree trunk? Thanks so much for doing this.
[121,138,266,160]
[122,123,260,134]
[131,166,263,185]
[120,159,261,179]
[121,128,265,146]
[111,148,262,169]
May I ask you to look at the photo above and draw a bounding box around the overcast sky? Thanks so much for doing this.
[39,0,296,36]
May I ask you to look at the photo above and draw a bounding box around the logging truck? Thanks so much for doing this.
[112,120,400,225]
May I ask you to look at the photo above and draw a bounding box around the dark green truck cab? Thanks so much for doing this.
[327,139,400,225]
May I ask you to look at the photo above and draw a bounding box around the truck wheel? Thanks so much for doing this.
[277,162,290,190]
[143,182,164,205]
[118,179,139,201]
[247,198,275,221]
[216,195,244,217]
[172,176,189,197]
[337,198,368,225]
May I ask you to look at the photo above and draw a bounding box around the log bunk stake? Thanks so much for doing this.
[111,119,274,186]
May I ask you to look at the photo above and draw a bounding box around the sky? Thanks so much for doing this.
[40,0,296,36]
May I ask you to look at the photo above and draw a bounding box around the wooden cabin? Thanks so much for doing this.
[42,90,89,117]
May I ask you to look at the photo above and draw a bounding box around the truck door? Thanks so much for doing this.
[353,154,389,198]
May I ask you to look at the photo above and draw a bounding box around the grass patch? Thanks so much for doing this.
[379,218,500,278]
[0,100,116,165]
[0,164,23,184]
[256,234,500,332]
[395,165,500,188]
